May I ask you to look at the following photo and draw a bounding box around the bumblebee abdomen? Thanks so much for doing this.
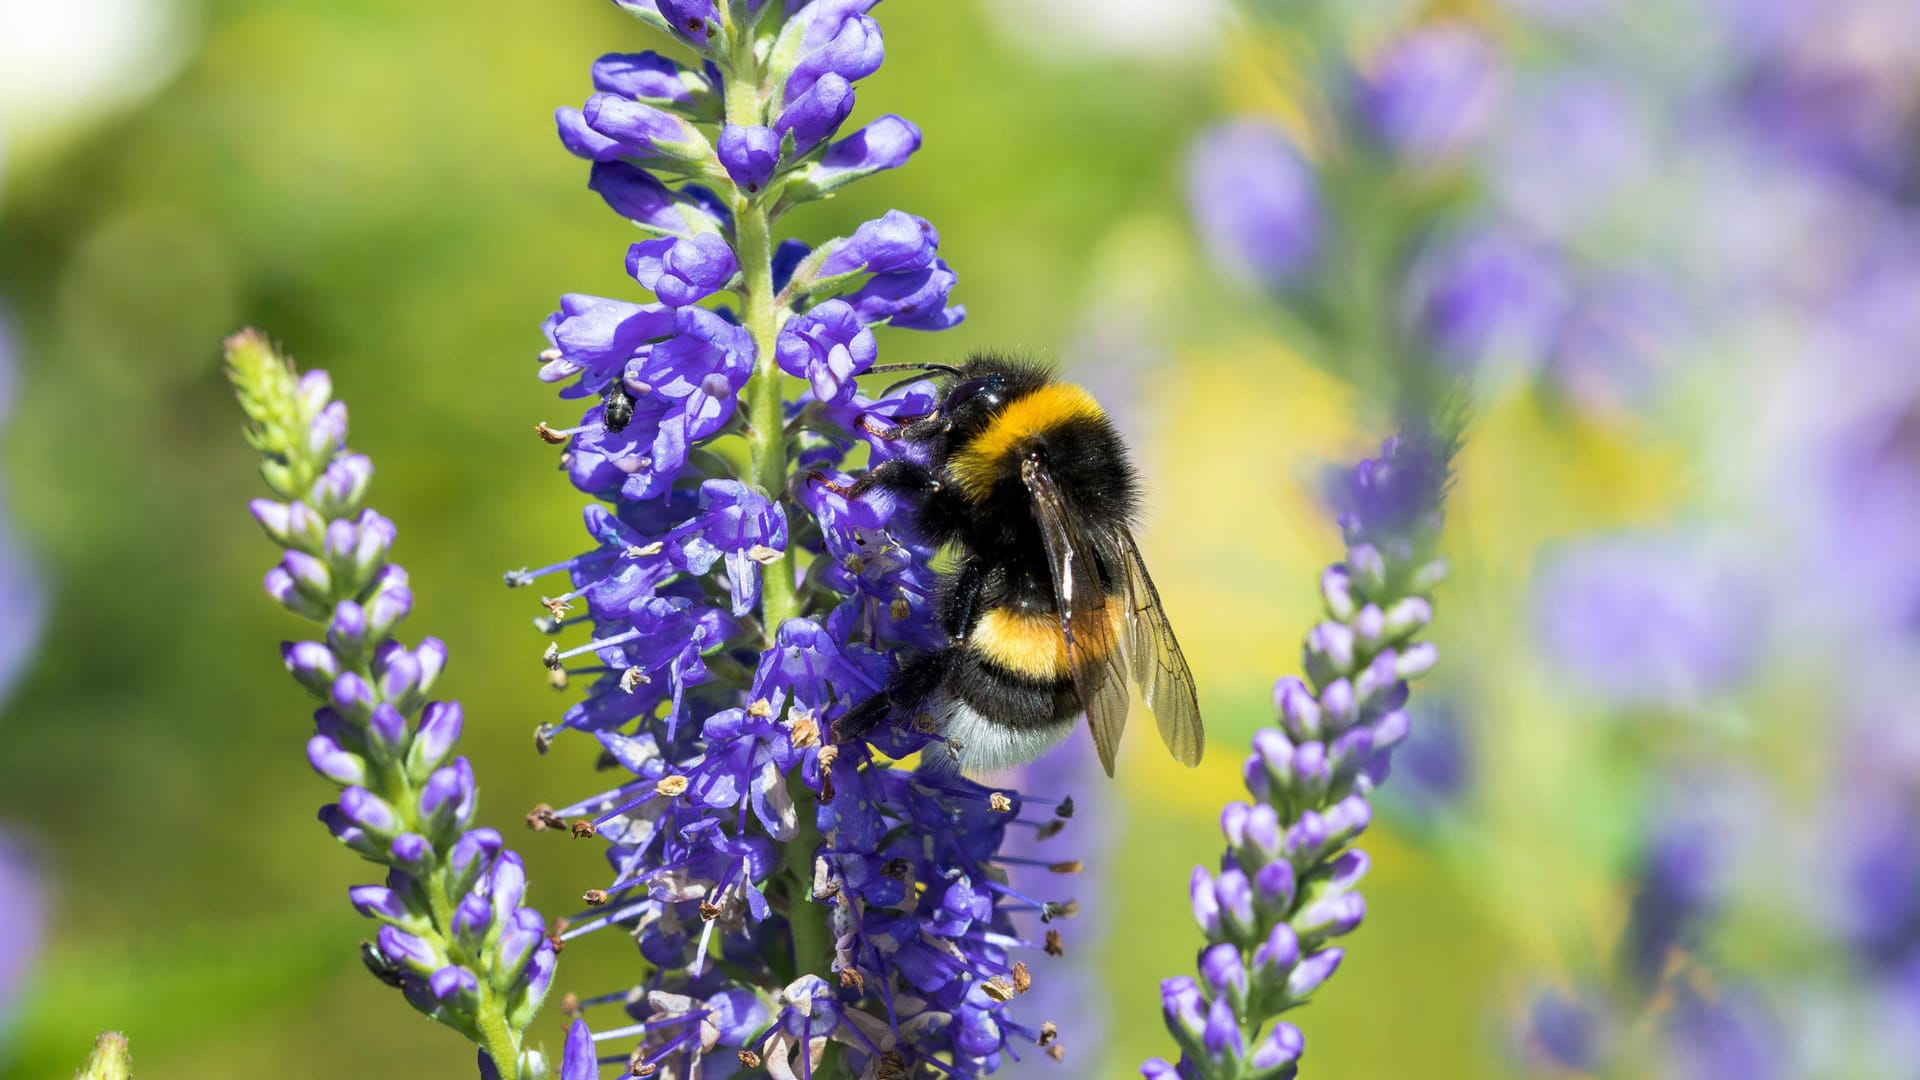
[944,646,1080,732]
[969,607,1071,680]
[967,601,1125,682]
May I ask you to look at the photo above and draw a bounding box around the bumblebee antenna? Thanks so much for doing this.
[866,362,963,378]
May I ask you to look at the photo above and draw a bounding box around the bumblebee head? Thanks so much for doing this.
[867,353,1056,444]
[938,354,1052,442]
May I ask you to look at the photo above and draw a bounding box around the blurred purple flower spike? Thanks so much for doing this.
[1147,431,1455,1078]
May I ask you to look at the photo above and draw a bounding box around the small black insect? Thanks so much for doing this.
[603,379,636,433]
[832,352,1204,777]
[360,940,407,990]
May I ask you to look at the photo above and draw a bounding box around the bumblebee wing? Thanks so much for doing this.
[1116,528,1204,766]
[1020,456,1131,777]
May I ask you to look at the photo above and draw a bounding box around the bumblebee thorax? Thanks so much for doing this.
[947,383,1106,503]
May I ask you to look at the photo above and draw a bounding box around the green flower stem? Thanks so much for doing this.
[724,24,843,1076]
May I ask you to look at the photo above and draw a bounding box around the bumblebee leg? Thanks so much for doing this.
[807,471,854,498]
[835,650,951,743]
[845,458,939,500]
[857,412,932,440]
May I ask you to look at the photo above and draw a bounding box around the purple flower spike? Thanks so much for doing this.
[627,234,739,307]
[225,331,552,1071]
[718,124,781,193]
[1152,434,1451,1075]
[527,6,1042,1075]
[776,299,878,405]
[1188,119,1323,288]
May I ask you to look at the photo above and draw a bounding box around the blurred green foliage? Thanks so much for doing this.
[0,1,1690,1077]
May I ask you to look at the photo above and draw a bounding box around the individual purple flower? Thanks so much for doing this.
[559,94,709,166]
[1187,119,1322,288]
[592,51,704,109]
[655,0,719,50]
[626,234,738,306]
[588,160,726,238]
[774,72,856,155]
[776,299,877,404]
[225,332,554,1074]
[793,114,922,196]
[1358,22,1503,166]
[847,259,966,330]
[1149,431,1454,1077]
[717,124,780,193]
[784,14,884,104]
[818,209,939,278]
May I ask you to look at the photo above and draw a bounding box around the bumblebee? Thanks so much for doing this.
[831,353,1203,776]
